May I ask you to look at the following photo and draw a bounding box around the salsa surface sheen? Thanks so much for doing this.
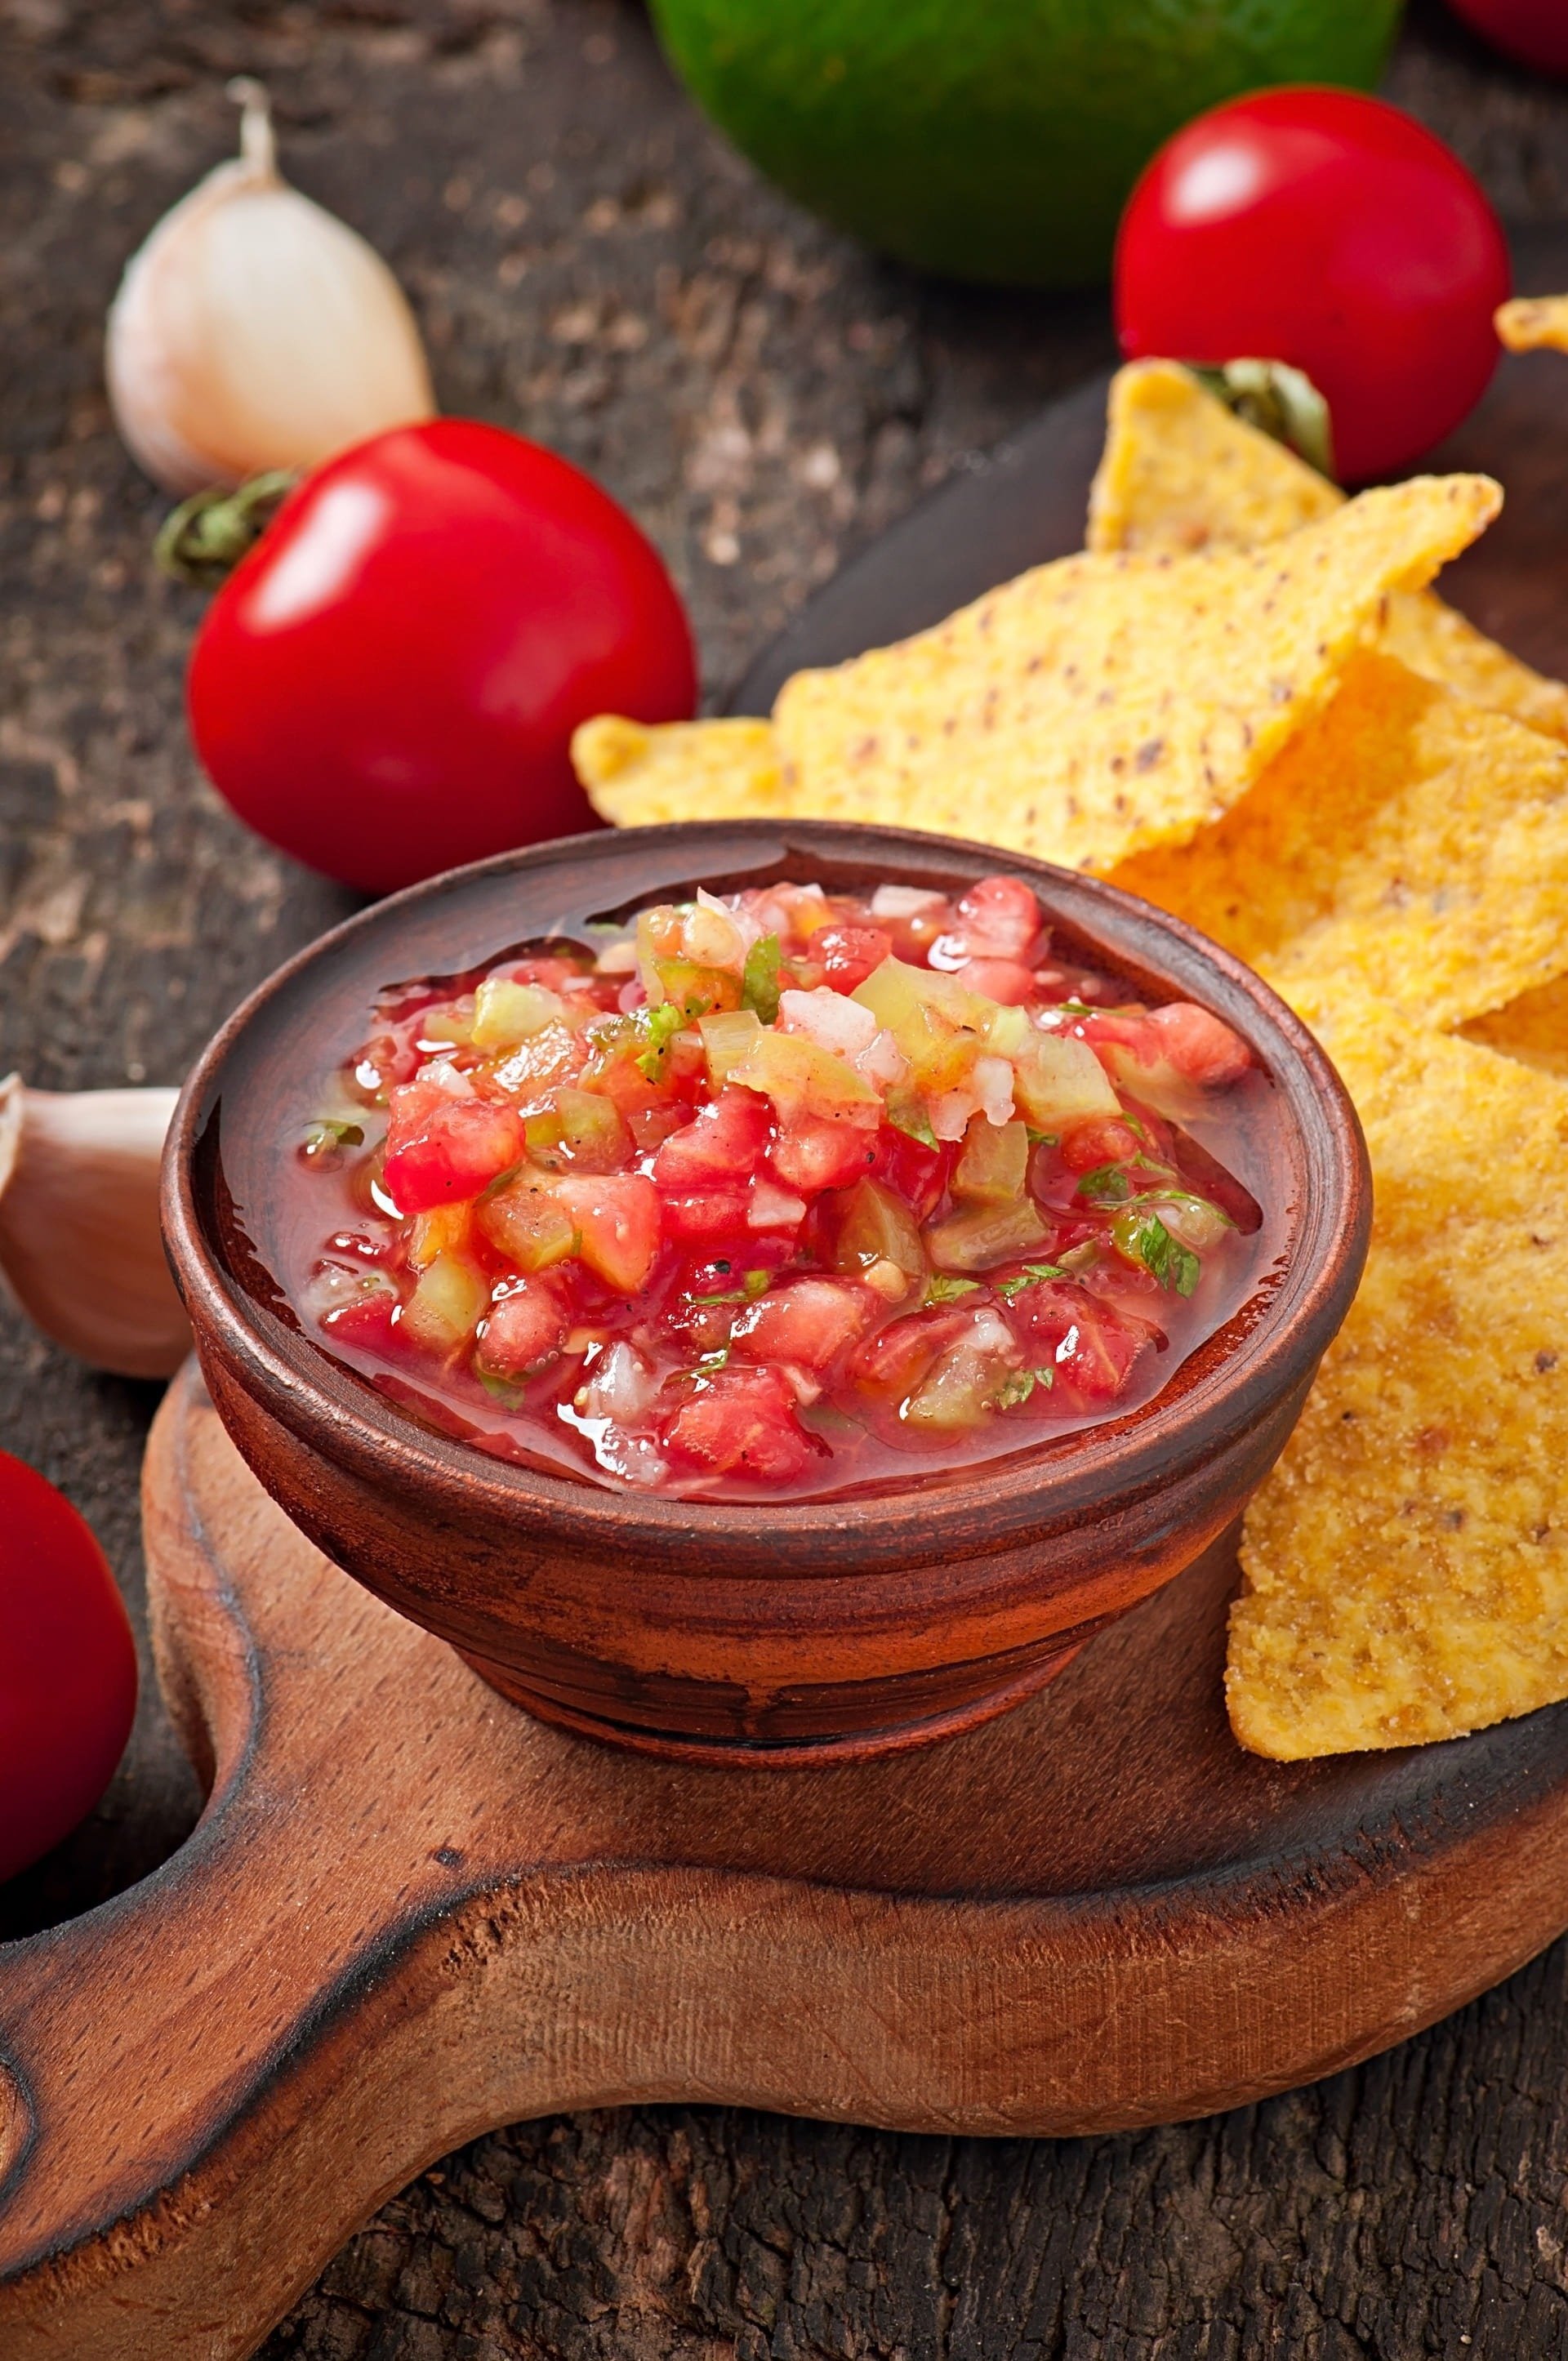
[281,872,1274,1500]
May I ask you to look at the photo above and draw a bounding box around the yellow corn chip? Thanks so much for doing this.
[1111,650,1568,1033]
[572,715,789,830]
[1228,1003,1568,1758]
[1089,360,1568,746]
[1496,294,1568,354]
[1086,359,1340,554]
[773,474,1500,876]
[1460,973,1568,1080]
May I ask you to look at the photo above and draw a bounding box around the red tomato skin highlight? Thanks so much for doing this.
[188,421,698,896]
[0,1450,138,1887]
[1114,88,1511,483]
[1447,0,1568,74]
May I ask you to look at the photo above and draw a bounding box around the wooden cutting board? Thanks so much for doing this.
[10,316,1568,2355]
[3,1368,1568,2359]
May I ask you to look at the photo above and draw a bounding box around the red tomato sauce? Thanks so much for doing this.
[285,875,1272,1499]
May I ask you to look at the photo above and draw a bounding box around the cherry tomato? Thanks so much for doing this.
[1447,0,1568,75]
[189,421,698,896]
[0,1450,138,1886]
[1115,89,1511,483]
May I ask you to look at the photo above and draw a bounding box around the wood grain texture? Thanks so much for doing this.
[7,0,1568,2352]
[8,1359,1568,2356]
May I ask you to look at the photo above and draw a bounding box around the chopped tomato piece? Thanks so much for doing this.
[1060,1116,1144,1173]
[813,924,893,993]
[550,1172,662,1294]
[952,956,1037,1005]
[771,1114,880,1193]
[844,1306,973,1398]
[653,1087,773,1191]
[1006,1280,1150,1407]
[476,1276,568,1377]
[658,1366,817,1485]
[383,1080,524,1212]
[732,1278,878,1371]
[662,1189,755,1246]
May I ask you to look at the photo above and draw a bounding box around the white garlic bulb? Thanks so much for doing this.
[0,1076,189,1381]
[106,79,435,497]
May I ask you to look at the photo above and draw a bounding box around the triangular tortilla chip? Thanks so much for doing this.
[572,715,788,829]
[1089,360,1568,746]
[773,474,1500,876]
[1111,649,1568,1032]
[1496,294,1568,354]
[1228,1001,1568,1759]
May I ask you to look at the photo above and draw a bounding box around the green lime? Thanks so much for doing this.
[650,0,1404,288]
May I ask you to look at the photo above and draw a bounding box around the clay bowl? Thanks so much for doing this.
[163,820,1370,1767]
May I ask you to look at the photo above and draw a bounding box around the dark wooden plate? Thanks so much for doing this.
[8,313,1568,2357]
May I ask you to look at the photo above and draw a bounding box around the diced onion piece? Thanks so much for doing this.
[778,987,878,1059]
[870,885,946,920]
[582,1339,660,1423]
[971,1054,1016,1126]
[748,1178,808,1229]
[855,1027,910,1090]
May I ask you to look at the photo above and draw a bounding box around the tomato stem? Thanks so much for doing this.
[154,469,296,589]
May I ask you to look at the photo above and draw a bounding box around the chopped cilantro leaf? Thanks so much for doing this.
[925,1274,982,1304]
[742,934,782,1023]
[635,1001,684,1081]
[995,1365,1056,1410]
[994,1263,1068,1300]
[1126,1213,1200,1297]
[302,1116,364,1157]
[476,1367,526,1408]
[1078,1163,1134,1204]
[689,1269,772,1307]
[1025,1128,1059,1147]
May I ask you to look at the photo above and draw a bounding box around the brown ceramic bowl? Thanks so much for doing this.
[163,821,1370,1766]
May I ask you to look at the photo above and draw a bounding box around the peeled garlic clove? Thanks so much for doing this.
[106,78,435,497]
[0,1075,189,1380]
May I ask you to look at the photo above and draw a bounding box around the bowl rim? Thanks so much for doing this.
[163,818,1370,1576]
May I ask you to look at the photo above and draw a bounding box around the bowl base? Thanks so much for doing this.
[452,1637,1086,1767]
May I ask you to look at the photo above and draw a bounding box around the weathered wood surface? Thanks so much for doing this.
[5,0,1568,2352]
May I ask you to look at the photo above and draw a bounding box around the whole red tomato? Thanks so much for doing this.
[1115,89,1511,483]
[0,1450,137,1886]
[189,421,699,896]
[1448,0,1568,74]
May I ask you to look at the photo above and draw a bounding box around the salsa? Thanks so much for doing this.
[291,874,1269,1499]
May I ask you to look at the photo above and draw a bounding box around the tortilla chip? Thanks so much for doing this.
[773,474,1500,876]
[572,715,789,829]
[1378,593,1568,745]
[1089,360,1568,746]
[1460,972,1568,1079]
[1086,359,1340,554]
[1496,294,1568,354]
[1228,1005,1568,1758]
[1111,651,1568,1032]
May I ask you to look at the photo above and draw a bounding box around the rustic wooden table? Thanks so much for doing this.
[5,2,1568,2353]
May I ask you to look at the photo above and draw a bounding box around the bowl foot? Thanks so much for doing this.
[452,1637,1086,1767]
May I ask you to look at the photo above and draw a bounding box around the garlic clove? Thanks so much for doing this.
[0,1075,190,1381]
[107,78,435,497]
